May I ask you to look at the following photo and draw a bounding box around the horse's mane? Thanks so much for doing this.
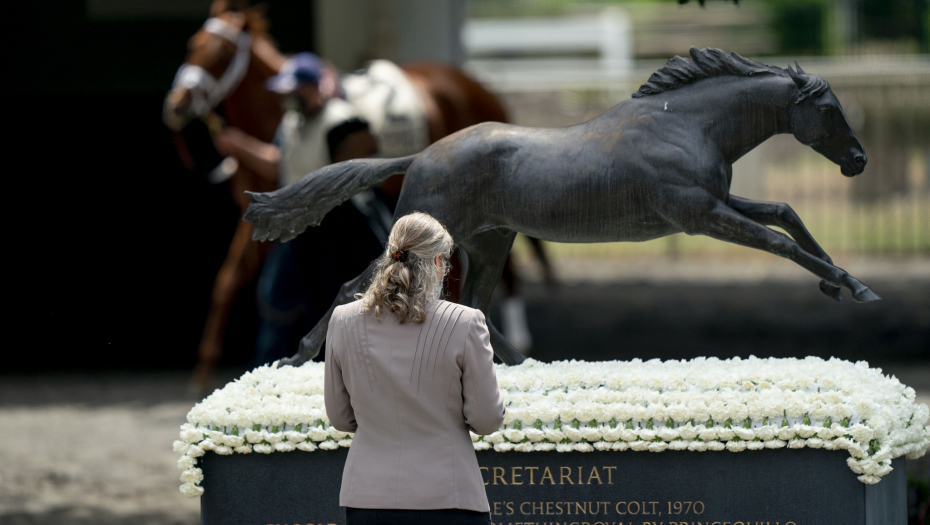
[633,47,828,102]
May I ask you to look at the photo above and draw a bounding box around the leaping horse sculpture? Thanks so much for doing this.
[244,48,879,367]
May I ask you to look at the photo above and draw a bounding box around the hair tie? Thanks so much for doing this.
[390,250,407,263]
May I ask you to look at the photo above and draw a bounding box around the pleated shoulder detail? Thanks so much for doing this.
[409,301,469,394]
[344,302,377,392]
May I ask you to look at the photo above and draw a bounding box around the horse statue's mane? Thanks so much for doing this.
[633,47,829,103]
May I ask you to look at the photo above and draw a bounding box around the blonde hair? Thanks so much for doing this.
[358,212,454,323]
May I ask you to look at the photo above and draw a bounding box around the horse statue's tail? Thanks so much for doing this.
[244,155,418,242]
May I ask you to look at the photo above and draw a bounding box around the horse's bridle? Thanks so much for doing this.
[171,17,253,121]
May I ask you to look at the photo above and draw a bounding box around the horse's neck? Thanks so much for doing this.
[687,75,794,165]
[222,35,286,143]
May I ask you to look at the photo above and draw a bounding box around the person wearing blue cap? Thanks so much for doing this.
[212,52,394,366]
[213,52,377,185]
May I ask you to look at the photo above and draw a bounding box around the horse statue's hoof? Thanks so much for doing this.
[852,287,882,303]
[276,354,309,368]
[819,280,842,302]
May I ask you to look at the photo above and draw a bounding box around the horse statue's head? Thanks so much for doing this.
[785,63,866,177]
[163,0,267,131]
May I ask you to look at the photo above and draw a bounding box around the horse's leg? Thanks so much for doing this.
[685,199,880,302]
[727,195,842,301]
[526,236,556,286]
[459,229,526,365]
[277,263,376,368]
[191,220,265,390]
[498,253,532,355]
[445,251,463,303]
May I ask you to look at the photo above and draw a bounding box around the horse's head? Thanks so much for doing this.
[786,63,866,177]
[163,4,257,131]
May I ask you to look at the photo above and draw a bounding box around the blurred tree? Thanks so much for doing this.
[861,0,927,50]
[766,0,826,55]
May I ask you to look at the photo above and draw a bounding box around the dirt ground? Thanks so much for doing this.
[2,259,928,524]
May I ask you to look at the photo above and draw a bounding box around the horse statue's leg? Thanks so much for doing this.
[682,196,880,302]
[191,220,267,392]
[277,227,528,367]
[276,264,376,368]
[526,236,556,287]
[458,229,526,365]
[727,195,843,301]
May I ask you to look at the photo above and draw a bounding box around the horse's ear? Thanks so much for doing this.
[795,61,807,75]
[787,64,806,89]
[241,3,268,34]
[209,0,229,17]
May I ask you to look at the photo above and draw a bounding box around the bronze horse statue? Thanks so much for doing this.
[244,48,878,367]
[163,1,518,389]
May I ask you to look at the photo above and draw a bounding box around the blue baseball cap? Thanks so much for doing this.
[266,52,323,94]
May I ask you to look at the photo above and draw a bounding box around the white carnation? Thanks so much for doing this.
[726,441,747,452]
[524,428,545,442]
[179,468,203,484]
[687,441,708,452]
[172,440,190,457]
[274,442,295,452]
[849,424,874,444]
[485,432,505,444]
[177,456,196,470]
[798,426,817,439]
[679,424,699,441]
[179,427,204,444]
[180,483,204,498]
[296,441,317,452]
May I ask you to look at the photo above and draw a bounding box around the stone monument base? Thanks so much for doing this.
[200,449,905,525]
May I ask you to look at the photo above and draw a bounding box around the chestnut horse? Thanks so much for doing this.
[163,2,510,391]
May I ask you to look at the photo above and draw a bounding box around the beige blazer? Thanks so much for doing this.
[324,299,505,512]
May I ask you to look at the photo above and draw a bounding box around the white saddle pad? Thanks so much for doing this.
[342,60,430,158]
